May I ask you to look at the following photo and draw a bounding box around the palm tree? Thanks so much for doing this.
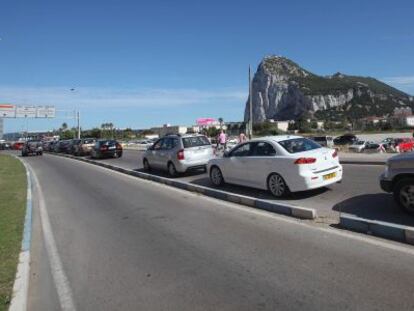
[218,117,224,130]
[61,122,68,131]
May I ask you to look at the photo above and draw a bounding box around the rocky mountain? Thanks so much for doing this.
[244,56,413,123]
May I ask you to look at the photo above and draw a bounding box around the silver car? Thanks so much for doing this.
[380,152,414,214]
[142,134,214,176]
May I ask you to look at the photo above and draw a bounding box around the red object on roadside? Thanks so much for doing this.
[397,138,414,152]
[12,142,24,150]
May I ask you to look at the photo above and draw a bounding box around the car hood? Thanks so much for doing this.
[388,152,414,164]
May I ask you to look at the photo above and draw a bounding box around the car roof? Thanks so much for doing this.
[250,135,303,143]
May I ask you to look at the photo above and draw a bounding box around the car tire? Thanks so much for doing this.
[267,173,289,198]
[143,159,151,171]
[168,162,178,177]
[393,178,414,214]
[210,166,224,186]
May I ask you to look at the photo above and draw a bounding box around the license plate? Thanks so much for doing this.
[323,172,336,180]
[108,146,116,150]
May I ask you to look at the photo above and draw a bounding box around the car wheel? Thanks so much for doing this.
[393,178,414,214]
[143,159,151,171]
[210,166,224,186]
[267,173,289,198]
[168,162,178,177]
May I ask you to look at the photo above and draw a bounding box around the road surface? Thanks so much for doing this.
[21,153,414,310]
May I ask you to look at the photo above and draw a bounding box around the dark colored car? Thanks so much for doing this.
[0,142,11,150]
[21,141,43,156]
[90,140,123,159]
[334,134,358,145]
[67,139,82,154]
[53,140,71,153]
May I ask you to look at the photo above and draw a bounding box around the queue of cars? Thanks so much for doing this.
[43,138,123,159]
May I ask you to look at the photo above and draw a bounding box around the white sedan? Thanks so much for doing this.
[207,135,343,197]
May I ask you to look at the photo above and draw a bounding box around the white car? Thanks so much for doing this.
[207,135,343,197]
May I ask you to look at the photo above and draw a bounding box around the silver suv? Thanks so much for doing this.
[143,134,214,176]
[380,152,414,214]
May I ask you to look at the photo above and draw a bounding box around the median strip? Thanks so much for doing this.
[340,214,414,246]
[0,155,29,311]
[47,152,317,220]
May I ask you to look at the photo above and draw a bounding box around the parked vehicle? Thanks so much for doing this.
[0,142,11,150]
[76,138,97,156]
[334,134,358,145]
[12,141,25,150]
[67,139,82,154]
[90,140,123,159]
[380,152,414,214]
[348,140,369,153]
[142,134,214,176]
[310,136,334,148]
[395,138,414,153]
[208,136,342,197]
[53,140,71,153]
[21,141,43,156]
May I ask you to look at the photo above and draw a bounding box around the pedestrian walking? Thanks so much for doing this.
[219,130,227,150]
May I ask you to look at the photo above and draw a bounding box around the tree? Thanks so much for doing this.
[61,123,68,131]
[218,117,224,130]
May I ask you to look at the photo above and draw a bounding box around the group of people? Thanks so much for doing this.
[215,130,248,151]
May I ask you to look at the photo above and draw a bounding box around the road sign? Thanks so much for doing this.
[0,104,16,118]
[16,106,37,118]
[36,106,56,118]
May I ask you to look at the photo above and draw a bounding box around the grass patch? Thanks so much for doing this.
[0,154,26,311]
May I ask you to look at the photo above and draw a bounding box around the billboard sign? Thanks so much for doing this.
[0,104,16,118]
[16,106,37,118]
[196,117,217,126]
[36,106,56,118]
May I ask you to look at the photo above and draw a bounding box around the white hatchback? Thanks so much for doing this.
[207,135,343,197]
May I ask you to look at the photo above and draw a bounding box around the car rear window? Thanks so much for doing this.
[182,136,210,148]
[278,138,321,154]
[83,139,95,144]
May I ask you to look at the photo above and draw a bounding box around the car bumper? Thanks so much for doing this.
[175,160,208,173]
[289,166,343,192]
[379,173,393,192]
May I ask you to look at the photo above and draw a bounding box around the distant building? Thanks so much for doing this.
[150,125,188,137]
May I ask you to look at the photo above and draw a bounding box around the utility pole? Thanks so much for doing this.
[77,110,81,139]
[249,65,253,139]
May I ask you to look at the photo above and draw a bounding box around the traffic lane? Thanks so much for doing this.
[23,154,414,311]
[92,151,413,225]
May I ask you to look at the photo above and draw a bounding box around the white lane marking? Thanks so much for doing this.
[27,163,77,311]
[52,154,414,255]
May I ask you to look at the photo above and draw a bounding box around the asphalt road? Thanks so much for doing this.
[21,153,414,310]
[94,149,414,227]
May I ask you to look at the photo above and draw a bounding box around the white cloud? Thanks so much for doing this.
[0,86,247,109]
[382,76,414,86]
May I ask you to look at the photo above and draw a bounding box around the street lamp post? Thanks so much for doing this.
[249,65,253,139]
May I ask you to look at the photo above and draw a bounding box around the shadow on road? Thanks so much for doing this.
[189,176,331,201]
[332,193,414,227]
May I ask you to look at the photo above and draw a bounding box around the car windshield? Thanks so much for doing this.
[83,139,95,144]
[278,138,321,153]
[182,136,210,148]
[355,141,365,145]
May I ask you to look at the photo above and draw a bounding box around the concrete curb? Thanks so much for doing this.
[340,213,414,246]
[9,156,33,311]
[339,160,385,166]
[47,152,317,220]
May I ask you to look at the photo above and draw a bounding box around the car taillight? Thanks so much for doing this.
[116,143,122,150]
[294,157,317,164]
[332,150,338,158]
[100,145,108,151]
[177,149,185,160]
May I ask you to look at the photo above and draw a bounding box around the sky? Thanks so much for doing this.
[1,0,414,133]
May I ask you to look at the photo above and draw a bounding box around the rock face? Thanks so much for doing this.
[244,56,413,123]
